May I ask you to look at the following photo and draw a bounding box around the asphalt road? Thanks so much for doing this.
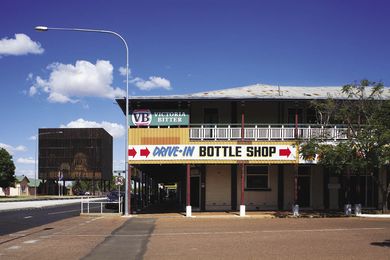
[0,202,115,236]
[85,217,390,260]
[1,214,389,260]
[0,203,84,236]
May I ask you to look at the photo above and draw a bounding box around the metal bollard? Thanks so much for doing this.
[344,204,352,216]
[292,204,299,217]
[354,204,361,215]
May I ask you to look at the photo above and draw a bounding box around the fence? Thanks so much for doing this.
[189,124,348,141]
[80,196,123,215]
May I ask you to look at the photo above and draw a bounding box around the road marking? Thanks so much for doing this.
[24,216,32,219]
[1,228,55,246]
[48,205,100,215]
[112,227,386,237]
[39,235,52,239]
[46,227,385,238]
[48,209,80,215]
[7,245,21,250]
[9,234,25,237]
[90,217,104,221]
[261,227,385,233]
[23,240,39,244]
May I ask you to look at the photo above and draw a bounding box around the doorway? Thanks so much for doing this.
[190,176,201,210]
[297,166,311,207]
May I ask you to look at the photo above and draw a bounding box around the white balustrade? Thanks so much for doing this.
[189,124,348,141]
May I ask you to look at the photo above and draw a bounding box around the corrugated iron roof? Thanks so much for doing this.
[128,83,390,100]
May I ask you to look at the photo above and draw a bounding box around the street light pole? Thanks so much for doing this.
[35,26,131,215]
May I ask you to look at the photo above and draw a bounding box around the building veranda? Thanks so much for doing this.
[117,83,390,215]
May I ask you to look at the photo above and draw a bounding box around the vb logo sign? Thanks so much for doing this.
[131,109,152,126]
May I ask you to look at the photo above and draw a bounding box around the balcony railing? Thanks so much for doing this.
[189,124,348,141]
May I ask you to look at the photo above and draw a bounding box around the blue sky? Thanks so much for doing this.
[1,0,390,178]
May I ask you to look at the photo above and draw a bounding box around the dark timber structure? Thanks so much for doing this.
[38,128,113,195]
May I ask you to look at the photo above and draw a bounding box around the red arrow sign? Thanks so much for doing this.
[128,148,137,158]
[279,147,291,157]
[140,147,150,158]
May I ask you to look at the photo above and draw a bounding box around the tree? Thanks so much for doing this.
[0,148,16,195]
[300,80,390,212]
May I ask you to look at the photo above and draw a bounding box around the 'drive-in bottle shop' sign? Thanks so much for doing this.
[129,109,189,126]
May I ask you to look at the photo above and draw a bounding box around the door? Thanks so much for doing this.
[190,176,201,210]
[297,166,311,207]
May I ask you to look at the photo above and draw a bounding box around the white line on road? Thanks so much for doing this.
[23,240,39,244]
[24,216,32,219]
[48,205,101,215]
[7,245,21,250]
[148,227,386,237]
[90,217,104,221]
[46,227,386,238]
[261,227,385,233]
[39,235,52,239]
[48,209,80,215]
[9,234,26,237]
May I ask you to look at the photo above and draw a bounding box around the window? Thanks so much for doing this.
[245,166,269,190]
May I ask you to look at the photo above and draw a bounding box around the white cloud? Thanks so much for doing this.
[0,143,27,155]
[29,86,37,96]
[17,157,35,164]
[113,160,125,165]
[132,76,172,91]
[0,34,44,56]
[15,169,34,178]
[29,136,37,141]
[26,73,34,81]
[60,118,125,138]
[29,60,126,103]
[119,66,131,77]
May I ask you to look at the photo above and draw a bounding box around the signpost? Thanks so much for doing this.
[58,171,63,197]
[114,176,124,213]
[128,143,298,163]
[115,175,125,186]
[129,109,189,126]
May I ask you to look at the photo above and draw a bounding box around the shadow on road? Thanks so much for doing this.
[371,240,390,248]
[82,218,156,260]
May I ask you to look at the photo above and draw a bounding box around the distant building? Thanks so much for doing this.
[0,176,40,196]
[38,128,113,195]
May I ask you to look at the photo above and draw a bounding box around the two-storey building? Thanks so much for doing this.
[117,83,390,215]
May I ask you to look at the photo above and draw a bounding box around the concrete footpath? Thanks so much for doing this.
[1,198,390,218]
[1,211,390,260]
[358,213,390,218]
[84,216,390,260]
[0,197,105,212]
